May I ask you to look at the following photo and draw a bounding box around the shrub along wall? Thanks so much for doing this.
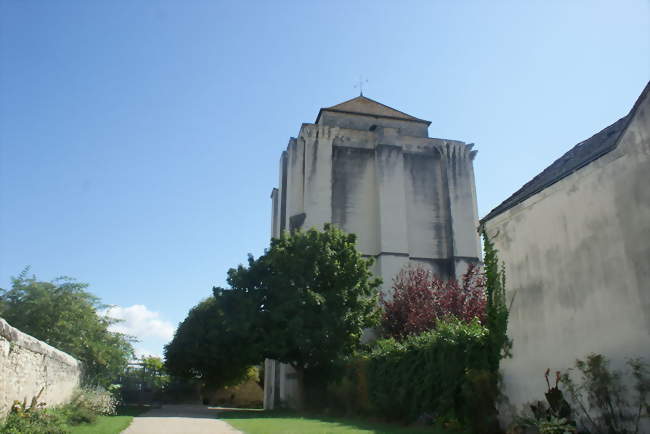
[323,319,497,430]
[0,318,81,417]
[367,319,492,423]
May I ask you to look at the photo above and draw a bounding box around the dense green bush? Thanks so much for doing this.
[366,318,492,424]
[0,387,119,433]
[64,405,97,426]
[0,411,68,434]
[0,400,68,434]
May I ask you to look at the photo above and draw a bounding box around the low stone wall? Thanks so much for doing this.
[0,318,81,417]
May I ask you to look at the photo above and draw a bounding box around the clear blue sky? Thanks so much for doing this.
[1,0,648,357]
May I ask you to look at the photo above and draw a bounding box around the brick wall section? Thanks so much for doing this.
[0,318,81,417]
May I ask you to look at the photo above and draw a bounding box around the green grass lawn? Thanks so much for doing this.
[219,409,462,434]
[67,406,150,434]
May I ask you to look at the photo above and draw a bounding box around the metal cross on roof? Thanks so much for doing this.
[354,76,368,96]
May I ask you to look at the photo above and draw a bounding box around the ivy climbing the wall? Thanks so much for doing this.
[482,229,512,383]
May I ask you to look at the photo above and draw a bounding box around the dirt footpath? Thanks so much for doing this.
[121,405,242,434]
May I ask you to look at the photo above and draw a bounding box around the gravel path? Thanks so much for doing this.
[121,404,243,434]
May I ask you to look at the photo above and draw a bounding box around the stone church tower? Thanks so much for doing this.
[265,95,481,408]
[271,95,480,284]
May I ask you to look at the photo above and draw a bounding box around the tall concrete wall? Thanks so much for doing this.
[483,90,650,415]
[0,318,81,417]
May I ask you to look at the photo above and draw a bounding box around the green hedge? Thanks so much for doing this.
[366,318,493,424]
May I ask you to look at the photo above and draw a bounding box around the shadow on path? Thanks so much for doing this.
[134,404,221,419]
[217,409,449,434]
[122,405,242,434]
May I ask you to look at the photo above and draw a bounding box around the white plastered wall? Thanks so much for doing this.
[483,93,650,418]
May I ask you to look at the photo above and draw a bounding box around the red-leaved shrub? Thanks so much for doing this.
[381,264,487,340]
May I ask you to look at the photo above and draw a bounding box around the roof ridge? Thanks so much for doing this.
[316,95,430,125]
[326,95,421,121]
[481,80,650,223]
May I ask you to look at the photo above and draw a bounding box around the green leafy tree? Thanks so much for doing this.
[225,224,382,405]
[164,293,260,389]
[0,269,134,386]
[141,355,165,374]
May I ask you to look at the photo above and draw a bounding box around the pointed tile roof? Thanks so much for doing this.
[316,95,431,125]
[481,81,650,223]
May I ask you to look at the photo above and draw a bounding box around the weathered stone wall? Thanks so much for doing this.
[0,318,81,417]
[483,88,650,417]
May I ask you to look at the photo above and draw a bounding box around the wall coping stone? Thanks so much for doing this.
[0,317,81,368]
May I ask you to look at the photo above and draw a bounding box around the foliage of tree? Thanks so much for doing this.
[380,263,487,340]
[225,224,381,374]
[121,356,170,391]
[0,269,134,386]
[163,294,259,389]
[141,355,165,372]
[165,225,380,404]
